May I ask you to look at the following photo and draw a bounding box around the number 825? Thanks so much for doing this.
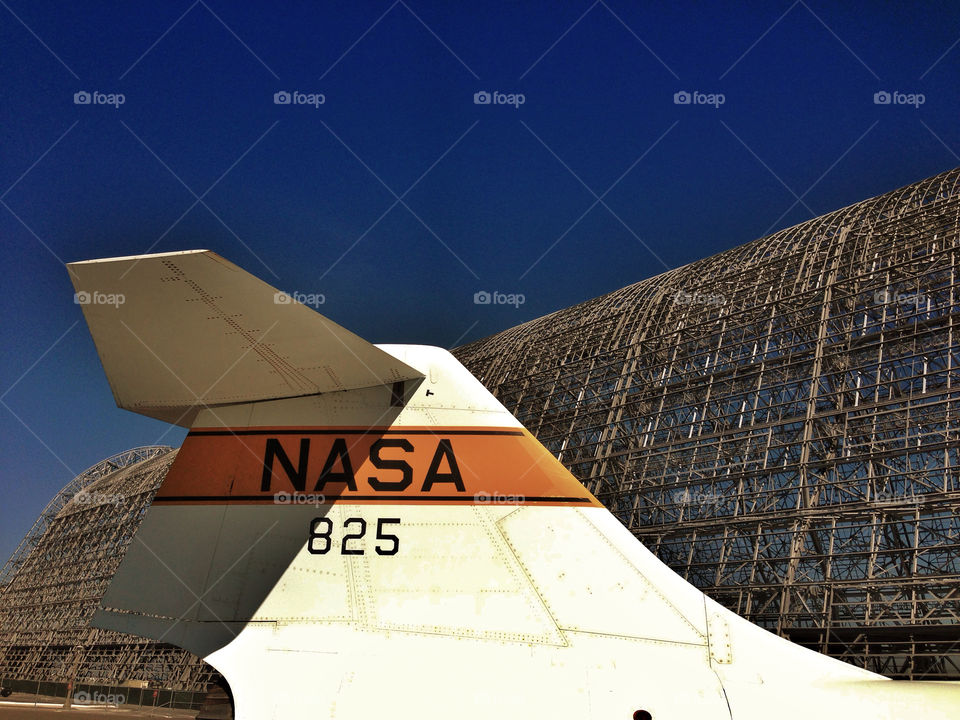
[308,517,401,556]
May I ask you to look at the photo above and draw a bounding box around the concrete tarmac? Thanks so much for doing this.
[0,697,197,719]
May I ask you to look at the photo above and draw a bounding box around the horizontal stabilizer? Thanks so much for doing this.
[67,250,423,426]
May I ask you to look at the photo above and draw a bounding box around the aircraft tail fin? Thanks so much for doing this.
[67,250,423,427]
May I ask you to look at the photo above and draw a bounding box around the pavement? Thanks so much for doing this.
[0,695,197,719]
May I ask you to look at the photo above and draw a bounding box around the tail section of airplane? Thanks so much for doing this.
[68,250,423,426]
[70,251,959,719]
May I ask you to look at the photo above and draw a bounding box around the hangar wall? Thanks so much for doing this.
[455,166,960,679]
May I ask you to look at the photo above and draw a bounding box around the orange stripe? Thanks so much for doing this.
[156,426,600,507]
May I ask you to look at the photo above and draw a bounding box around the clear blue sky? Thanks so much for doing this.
[2,0,959,564]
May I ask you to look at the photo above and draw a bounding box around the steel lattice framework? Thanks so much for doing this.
[454,166,960,680]
[0,447,216,693]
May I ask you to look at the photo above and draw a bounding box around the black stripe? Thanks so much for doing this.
[154,495,593,504]
[187,428,525,437]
